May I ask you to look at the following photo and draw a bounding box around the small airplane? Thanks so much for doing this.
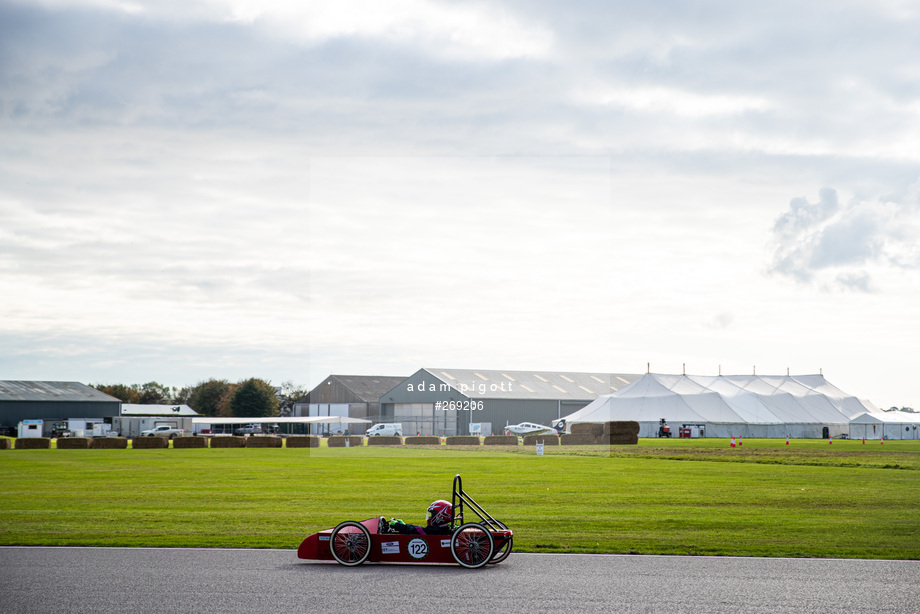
[504,422,558,436]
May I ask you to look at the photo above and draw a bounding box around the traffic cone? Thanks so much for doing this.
[880,436,884,445]
[785,436,789,445]
[829,435,833,444]
[730,436,736,447]
[862,437,865,444]
[738,436,743,446]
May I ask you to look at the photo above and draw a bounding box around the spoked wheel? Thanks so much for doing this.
[450,522,494,569]
[488,522,513,564]
[329,521,372,566]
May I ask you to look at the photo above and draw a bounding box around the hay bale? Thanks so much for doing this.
[208,436,246,448]
[14,438,51,449]
[245,436,283,448]
[445,436,481,446]
[0,439,11,450]
[604,421,640,435]
[484,435,519,446]
[404,436,440,445]
[596,433,639,445]
[172,436,208,449]
[570,422,604,437]
[560,433,596,446]
[91,437,128,449]
[131,436,168,449]
[56,437,91,449]
[523,434,559,446]
[285,436,320,448]
[367,436,403,446]
[327,436,363,448]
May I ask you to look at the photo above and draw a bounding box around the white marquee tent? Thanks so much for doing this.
[849,411,920,441]
[562,373,882,439]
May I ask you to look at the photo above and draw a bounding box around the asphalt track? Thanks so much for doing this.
[2,547,918,613]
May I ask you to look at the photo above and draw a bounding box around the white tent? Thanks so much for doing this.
[849,411,920,441]
[562,373,881,439]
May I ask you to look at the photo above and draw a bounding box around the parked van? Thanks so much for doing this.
[366,423,402,437]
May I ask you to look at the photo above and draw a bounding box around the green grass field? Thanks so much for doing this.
[1,438,918,559]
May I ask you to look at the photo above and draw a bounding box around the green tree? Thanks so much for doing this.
[187,379,231,417]
[230,378,279,418]
[277,380,308,417]
[137,381,169,404]
[92,384,140,403]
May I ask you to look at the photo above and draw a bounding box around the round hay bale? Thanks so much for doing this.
[14,438,51,449]
[367,436,403,446]
[604,421,640,435]
[404,436,440,445]
[131,436,168,449]
[0,439,11,450]
[285,436,320,448]
[484,435,519,446]
[244,436,283,448]
[327,436,363,448]
[445,436,481,446]
[172,436,208,449]
[570,422,604,437]
[523,434,559,446]
[560,433,596,446]
[56,437,91,449]
[91,437,128,449]
[208,436,246,448]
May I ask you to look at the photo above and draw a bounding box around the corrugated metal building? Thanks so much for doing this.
[0,381,122,436]
[378,368,641,436]
[294,374,408,434]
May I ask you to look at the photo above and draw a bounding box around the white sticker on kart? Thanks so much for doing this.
[407,538,429,559]
[381,541,400,554]
[440,539,451,548]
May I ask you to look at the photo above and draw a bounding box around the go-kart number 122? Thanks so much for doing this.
[408,538,428,559]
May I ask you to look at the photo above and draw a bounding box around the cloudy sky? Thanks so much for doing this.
[1,0,918,408]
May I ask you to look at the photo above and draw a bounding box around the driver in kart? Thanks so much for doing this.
[379,499,454,535]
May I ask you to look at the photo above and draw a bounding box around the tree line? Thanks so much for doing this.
[91,379,308,418]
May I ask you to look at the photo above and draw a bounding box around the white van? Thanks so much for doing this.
[366,423,402,437]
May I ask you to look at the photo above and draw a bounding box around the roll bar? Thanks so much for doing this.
[451,474,504,531]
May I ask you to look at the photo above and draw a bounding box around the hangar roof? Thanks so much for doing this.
[0,381,120,403]
[304,374,409,403]
[420,368,640,400]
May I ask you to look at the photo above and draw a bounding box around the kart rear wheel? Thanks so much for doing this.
[451,523,494,569]
[488,522,513,564]
[330,521,371,566]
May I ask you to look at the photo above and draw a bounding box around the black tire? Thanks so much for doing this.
[450,523,494,569]
[329,521,372,566]
[488,521,513,564]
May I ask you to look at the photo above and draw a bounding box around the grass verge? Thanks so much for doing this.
[1,440,918,558]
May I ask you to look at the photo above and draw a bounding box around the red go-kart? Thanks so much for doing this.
[297,474,513,569]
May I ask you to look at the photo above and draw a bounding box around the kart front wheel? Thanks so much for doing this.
[330,521,371,566]
[451,523,494,569]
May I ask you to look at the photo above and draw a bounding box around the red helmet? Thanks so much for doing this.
[426,500,454,527]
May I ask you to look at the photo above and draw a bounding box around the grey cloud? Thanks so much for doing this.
[768,184,920,290]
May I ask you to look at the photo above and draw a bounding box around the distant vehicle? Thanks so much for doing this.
[141,425,184,439]
[50,422,72,438]
[504,422,556,436]
[365,423,402,437]
[233,424,263,436]
[658,418,672,438]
